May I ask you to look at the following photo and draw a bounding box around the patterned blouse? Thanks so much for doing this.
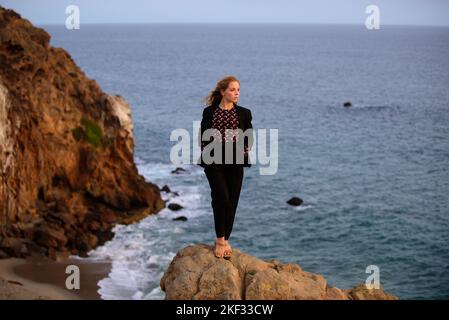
[212,106,240,143]
[201,106,249,164]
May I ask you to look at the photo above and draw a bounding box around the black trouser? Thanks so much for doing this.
[204,165,244,240]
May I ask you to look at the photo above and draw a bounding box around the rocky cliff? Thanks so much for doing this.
[161,244,399,300]
[0,7,165,260]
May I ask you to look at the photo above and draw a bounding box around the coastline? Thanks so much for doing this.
[0,257,111,300]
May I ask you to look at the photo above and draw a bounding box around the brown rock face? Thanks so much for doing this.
[160,244,399,300]
[0,7,165,259]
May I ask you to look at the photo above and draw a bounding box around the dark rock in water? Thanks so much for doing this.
[160,185,179,196]
[172,216,188,221]
[168,203,184,211]
[343,101,352,107]
[171,167,187,174]
[160,185,171,193]
[287,197,303,206]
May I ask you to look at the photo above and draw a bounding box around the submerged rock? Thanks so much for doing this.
[172,216,188,221]
[160,244,399,300]
[168,203,184,211]
[171,167,187,174]
[160,185,171,193]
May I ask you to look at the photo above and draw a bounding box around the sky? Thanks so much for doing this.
[2,0,449,26]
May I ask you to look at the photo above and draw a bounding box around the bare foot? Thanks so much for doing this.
[224,240,232,257]
[214,239,227,258]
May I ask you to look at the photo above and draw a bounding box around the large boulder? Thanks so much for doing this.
[160,244,399,300]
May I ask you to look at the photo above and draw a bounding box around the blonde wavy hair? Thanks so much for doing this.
[203,75,240,107]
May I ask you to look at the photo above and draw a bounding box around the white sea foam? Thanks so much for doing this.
[90,225,173,300]
[293,204,313,211]
[84,160,209,300]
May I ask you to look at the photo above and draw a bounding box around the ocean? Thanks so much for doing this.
[44,23,449,299]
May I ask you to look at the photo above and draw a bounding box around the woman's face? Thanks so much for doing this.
[221,81,240,103]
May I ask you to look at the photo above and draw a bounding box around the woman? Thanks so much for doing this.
[198,76,253,259]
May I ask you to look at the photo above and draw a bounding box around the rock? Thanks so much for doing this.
[0,237,26,257]
[172,216,188,221]
[106,94,134,155]
[160,185,179,196]
[324,286,350,300]
[346,283,399,300]
[33,224,68,248]
[74,233,98,254]
[0,7,164,259]
[0,249,9,259]
[7,280,23,286]
[287,197,303,206]
[160,185,171,193]
[46,212,76,227]
[171,167,186,174]
[168,203,184,211]
[343,101,352,107]
[24,241,48,258]
[160,244,399,300]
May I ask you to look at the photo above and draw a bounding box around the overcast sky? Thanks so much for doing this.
[2,0,449,26]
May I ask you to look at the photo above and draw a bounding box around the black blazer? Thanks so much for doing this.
[198,102,254,168]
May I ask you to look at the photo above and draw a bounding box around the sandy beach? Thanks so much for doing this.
[0,257,111,300]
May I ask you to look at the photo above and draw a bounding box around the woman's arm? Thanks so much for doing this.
[245,109,254,152]
[199,107,207,151]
